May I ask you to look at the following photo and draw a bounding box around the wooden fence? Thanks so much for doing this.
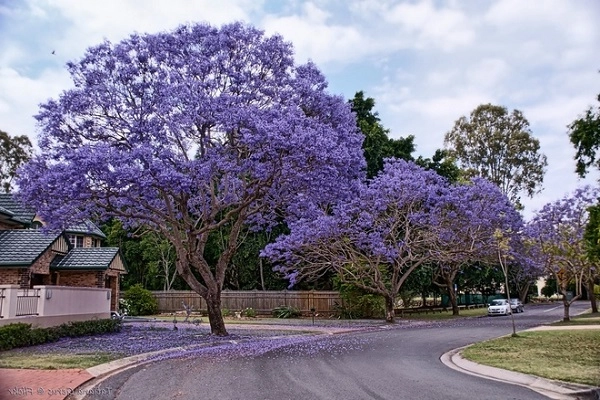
[151,290,342,315]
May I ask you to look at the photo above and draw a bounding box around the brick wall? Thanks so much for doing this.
[29,250,54,275]
[19,269,29,288]
[59,271,100,287]
[0,269,20,285]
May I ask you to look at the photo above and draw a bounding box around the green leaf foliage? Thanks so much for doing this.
[444,103,547,206]
[0,319,122,351]
[123,284,158,316]
[568,91,600,178]
[0,129,33,193]
[349,91,415,178]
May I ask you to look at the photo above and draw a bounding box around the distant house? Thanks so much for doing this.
[0,193,126,311]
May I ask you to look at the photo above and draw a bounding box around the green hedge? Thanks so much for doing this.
[0,319,122,351]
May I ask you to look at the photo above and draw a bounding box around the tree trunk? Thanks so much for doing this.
[518,283,530,304]
[259,258,265,291]
[446,282,459,315]
[562,298,571,322]
[385,295,395,323]
[205,290,228,336]
[588,278,598,313]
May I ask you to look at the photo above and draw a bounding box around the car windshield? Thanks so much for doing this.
[509,299,519,304]
[491,300,506,305]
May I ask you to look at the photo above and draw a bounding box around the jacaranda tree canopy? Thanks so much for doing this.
[18,22,365,335]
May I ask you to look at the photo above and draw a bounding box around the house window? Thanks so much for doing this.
[69,235,84,248]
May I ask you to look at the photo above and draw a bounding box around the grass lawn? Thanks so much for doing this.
[462,313,600,387]
[0,352,121,370]
[551,312,600,326]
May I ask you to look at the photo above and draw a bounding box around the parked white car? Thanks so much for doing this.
[487,299,512,316]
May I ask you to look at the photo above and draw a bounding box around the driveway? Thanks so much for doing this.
[77,302,591,400]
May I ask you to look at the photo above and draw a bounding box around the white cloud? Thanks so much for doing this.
[0,66,71,143]
[383,0,475,51]
[0,0,598,214]
[261,3,368,65]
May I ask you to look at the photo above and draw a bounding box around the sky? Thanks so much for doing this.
[1,0,599,219]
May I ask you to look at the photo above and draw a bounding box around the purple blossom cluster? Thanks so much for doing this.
[526,185,599,313]
[264,159,527,320]
[16,22,366,336]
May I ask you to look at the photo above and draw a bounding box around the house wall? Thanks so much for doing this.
[59,271,104,288]
[29,251,54,275]
[0,285,111,328]
[0,269,21,285]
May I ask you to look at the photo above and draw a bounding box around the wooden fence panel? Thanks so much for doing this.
[151,290,342,315]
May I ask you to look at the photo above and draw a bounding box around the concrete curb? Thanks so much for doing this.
[441,346,600,400]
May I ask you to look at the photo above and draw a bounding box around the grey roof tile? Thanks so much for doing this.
[64,220,107,239]
[51,247,119,271]
[0,205,13,216]
[0,230,62,266]
[0,193,106,238]
[0,194,35,225]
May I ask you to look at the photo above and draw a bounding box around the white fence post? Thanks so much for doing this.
[0,285,19,319]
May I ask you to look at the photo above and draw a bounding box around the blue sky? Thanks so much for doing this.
[1,0,599,218]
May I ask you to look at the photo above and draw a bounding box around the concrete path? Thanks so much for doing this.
[0,369,94,400]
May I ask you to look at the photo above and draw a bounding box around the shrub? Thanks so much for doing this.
[334,282,384,319]
[242,307,256,318]
[60,319,122,337]
[0,323,31,351]
[123,284,158,316]
[272,305,301,319]
[0,319,122,351]
[30,326,62,346]
[221,308,231,317]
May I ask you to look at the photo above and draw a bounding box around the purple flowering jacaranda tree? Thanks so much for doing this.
[264,160,451,323]
[527,186,599,321]
[430,177,525,315]
[17,22,365,336]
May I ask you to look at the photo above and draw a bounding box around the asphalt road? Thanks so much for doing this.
[85,302,590,400]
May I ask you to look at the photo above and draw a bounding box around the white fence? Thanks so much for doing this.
[0,285,111,327]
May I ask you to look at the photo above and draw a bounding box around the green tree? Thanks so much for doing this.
[0,130,33,193]
[584,204,600,313]
[568,91,600,178]
[444,104,547,207]
[415,149,461,182]
[349,91,415,178]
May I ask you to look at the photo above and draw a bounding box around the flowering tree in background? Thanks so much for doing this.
[265,160,453,323]
[527,186,599,321]
[431,178,524,315]
[17,22,365,336]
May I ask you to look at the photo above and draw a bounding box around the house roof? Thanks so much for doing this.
[0,205,13,216]
[51,247,120,271]
[0,193,106,239]
[0,193,35,226]
[64,220,107,239]
[0,229,62,266]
